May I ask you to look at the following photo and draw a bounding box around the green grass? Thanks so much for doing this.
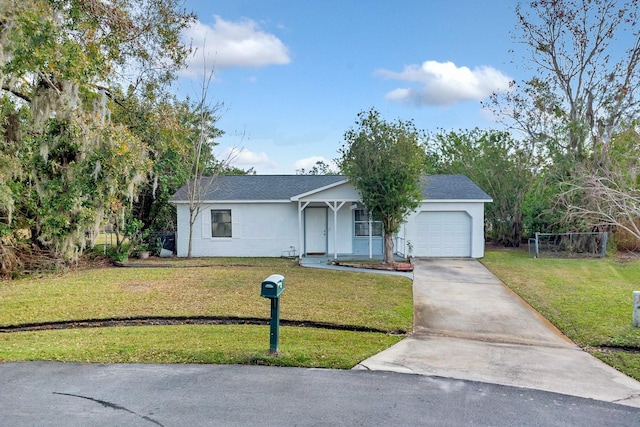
[10,250,638,378]
[0,258,412,367]
[0,326,400,368]
[481,249,640,381]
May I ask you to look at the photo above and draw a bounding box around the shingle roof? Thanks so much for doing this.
[420,175,492,200]
[170,175,346,201]
[170,174,491,202]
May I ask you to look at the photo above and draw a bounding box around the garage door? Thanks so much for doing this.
[414,211,471,257]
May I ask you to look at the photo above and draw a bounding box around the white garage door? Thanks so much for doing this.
[414,211,471,257]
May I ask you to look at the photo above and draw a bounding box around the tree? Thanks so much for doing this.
[0,0,195,270]
[428,129,533,246]
[184,60,226,258]
[488,0,640,158]
[337,108,426,264]
[295,160,337,175]
[484,0,640,237]
[555,129,640,243]
[121,94,222,235]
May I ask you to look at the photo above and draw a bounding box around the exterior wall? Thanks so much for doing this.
[175,198,487,258]
[299,183,360,201]
[400,201,486,258]
[353,236,384,255]
[175,202,300,257]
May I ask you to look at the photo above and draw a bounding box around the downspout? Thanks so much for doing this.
[298,201,304,257]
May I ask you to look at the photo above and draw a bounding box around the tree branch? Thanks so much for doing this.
[1,85,31,103]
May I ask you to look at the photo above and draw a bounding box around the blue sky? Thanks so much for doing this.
[178,1,524,174]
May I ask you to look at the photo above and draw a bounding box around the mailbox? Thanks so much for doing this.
[261,274,285,354]
[261,274,285,299]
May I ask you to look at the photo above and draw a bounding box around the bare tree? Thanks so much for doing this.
[557,165,640,237]
[183,51,244,258]
[185,53,222,258]
[556,130,640,239]
[487,0,640,157]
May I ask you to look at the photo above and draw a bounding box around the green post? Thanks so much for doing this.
[269,297,280,354]
[260,274,285,354]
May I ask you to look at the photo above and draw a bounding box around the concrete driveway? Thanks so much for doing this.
[355,258,640,408]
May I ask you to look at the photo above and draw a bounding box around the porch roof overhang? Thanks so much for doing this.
[290,179,350,201]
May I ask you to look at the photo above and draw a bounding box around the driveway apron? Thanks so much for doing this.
[354,258,640,408]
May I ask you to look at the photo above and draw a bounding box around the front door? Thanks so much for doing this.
[305,208,327,255]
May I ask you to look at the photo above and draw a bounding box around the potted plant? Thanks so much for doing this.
[137,246,151,259]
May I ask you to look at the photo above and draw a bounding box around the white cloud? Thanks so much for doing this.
[182,16,291,76]
[377,60,512,107]
[222,147,278,169]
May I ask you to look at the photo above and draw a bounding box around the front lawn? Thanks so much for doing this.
[0,258,412,368]
[481,249,640,381]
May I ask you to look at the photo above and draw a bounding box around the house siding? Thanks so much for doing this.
[399,201,486,258]
[175,202,300,257]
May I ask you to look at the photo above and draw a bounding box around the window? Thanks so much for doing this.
[211,209,232,237]
[354,209,382,237]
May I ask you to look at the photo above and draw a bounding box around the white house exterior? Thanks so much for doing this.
[170,175,492,259]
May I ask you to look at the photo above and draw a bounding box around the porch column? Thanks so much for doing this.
[325,201,346,260]
[368,210,373,259]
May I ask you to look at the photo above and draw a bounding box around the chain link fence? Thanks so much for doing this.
[528,232,608,258]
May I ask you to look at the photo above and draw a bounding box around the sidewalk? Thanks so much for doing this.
[353,258,640,408]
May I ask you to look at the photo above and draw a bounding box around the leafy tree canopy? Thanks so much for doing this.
[428,129,534,246]
[296,160,337,175]
[337,108,426,264]
[0,0,199,273]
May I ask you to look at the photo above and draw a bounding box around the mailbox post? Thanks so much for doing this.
[260,274,285,354]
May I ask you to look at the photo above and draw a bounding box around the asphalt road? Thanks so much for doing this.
[1,362,639,426]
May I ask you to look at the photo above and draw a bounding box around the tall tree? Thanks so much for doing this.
[184,60,226,258]
[428,129,533,246]
[485,0,640,237]
[338,108,426,264]
[119,93,222,235]
[487,0,640,158]
[0,0,195,269]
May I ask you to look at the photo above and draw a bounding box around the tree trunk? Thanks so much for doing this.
[383,231,395,265]
[187,209,194,258]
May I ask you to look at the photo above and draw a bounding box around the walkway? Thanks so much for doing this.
[299,255,413,278]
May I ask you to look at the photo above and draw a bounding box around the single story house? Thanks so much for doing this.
[169,174,492,259]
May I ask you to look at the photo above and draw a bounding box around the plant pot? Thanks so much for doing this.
[138,251,150,259]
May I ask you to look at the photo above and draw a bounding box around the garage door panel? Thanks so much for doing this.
[415,211,471,257]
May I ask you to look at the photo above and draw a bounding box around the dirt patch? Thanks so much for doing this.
[331,261,413,272]
[597,345,640,354]
[0,316,407,335]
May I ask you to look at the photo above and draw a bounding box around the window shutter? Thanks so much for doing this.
[202,209,211,238]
